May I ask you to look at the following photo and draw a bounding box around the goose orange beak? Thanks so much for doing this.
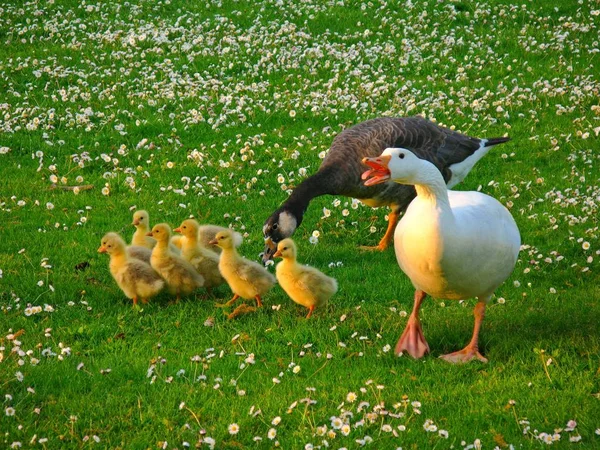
[361,155,391,186]
[97,245,107,253]
[273,249,282,258]
[208,238,218,245]
[146,231,153,237]
[132,220,140,226]
[173,227,181,233]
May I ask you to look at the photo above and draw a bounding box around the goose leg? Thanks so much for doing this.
[360,209,399,252]
[254,295,263,307]
[306,305,315,319]
[440,299,488,363]
[216,294,240,307]
[395,290,430,358]
[132,296,138,306]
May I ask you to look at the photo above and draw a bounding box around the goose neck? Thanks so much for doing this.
[412,166,450,207]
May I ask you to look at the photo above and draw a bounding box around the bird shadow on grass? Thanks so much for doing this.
[430,298,600,362]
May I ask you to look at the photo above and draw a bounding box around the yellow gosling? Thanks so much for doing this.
[210,230,275,308]
[274,238,337,318]
[148,223,204,300]
[98,232,164,306]
[174,219,225,294]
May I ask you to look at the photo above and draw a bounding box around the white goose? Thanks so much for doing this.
[363,147,520,363]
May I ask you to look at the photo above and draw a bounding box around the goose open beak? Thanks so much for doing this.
[262,237,277,264]
[361,155,391,186]
[97,245,107,253]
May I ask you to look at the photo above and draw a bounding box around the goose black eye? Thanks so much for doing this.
[283,247,288,251]
[399,153,405,159]
[272,223,278,230]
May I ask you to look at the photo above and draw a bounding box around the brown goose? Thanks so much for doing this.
[262,116,509,263]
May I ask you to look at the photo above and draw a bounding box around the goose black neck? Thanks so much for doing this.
[280,170,332,223]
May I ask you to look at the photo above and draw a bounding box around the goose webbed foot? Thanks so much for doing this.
[440,346,488,364]
[395,315,430,358]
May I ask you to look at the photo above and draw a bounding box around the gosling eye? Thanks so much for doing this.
[399,153,405,159]
[272,223,278,230]
[283,247,288,251]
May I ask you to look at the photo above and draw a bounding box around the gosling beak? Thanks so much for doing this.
[146,231,153,237]
[361,154,391,186]
[208,238,218,245]
[273,249,282,258]
[97,246,107,253]
[173,227,181,233]
[262,237,277,265]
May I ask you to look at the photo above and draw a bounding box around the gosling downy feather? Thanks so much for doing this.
[131,210,181,254]
[173,222,242,254]
[127,245,152,264]
[174,219,225,291]
[131,210,157,248]
[363,148,520,363]
[274,238,337,318]
[262,116,510,263]
[211,230,275,307]
[98,232,164,305]
[148,223,204,299]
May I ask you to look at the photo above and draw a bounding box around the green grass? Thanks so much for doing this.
[1,0,599,448]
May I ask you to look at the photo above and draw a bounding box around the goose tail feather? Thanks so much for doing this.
[483,136,510,147]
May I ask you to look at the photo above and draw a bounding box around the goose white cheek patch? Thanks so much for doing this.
[278,211,297,237]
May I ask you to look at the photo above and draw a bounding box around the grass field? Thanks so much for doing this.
[1,0,599,448]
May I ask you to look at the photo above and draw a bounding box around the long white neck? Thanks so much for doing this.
[410,162,450,207]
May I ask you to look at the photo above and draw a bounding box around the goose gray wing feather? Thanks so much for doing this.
[320,117,487,207]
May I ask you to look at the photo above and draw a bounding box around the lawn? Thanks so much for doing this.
[1,0,599,448]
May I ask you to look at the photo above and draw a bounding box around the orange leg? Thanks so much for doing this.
[440,300,488,363]
[306,305,315,319]
[132,296,138,306]
[254,295,263,308]
[141,298,148,304]
[395,290,430,358]
[360,209,399,252]
[217,294,240,308]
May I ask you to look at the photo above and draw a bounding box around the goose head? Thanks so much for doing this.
[262,209,299,264]
[147,223,172,243]
[273,238,297,260]
[209,230,235,250]
[98,232,126,255]
[132,210,150,228]
[174,219,198,238]
[362,148,423,186]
